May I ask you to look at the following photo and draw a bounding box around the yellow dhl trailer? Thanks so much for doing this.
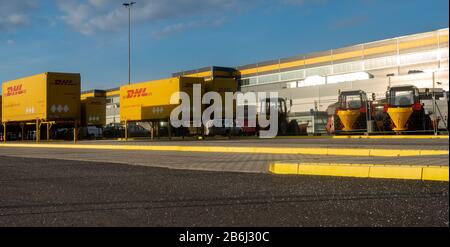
[204,77,238,95]
[2,72,81,123]
[203,77,238,117]
[81,90,106,126]
[120,76,204,122]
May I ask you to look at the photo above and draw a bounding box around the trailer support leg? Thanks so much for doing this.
[156,122,160,139]
[2,122,6,143]
[168,119,172,140]
[47,123,50,141]
[20,123,24,141]
[74,122,78,143]
[150,122,154,140]
[36,119,40,143]
[125,120,128,141]
[46,122,53,141]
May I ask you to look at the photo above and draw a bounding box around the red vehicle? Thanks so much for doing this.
[326,90,370,134]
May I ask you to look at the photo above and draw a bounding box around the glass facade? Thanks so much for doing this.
[240,46,448,88]
[240,28,449,88]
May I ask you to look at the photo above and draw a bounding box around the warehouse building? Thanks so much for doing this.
[104,28,449,132]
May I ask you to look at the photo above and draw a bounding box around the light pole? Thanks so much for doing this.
[123,2,136,85]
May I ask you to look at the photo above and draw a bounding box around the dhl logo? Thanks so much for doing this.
[123,88,151,99]
[4,84,26,97]
[54,79,74,86]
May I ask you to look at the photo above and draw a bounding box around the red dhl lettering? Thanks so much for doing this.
[123,88,151,99]
[4,84,26,97]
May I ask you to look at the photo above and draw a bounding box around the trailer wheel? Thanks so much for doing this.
[279,120,288,136]
[288,120,300,135]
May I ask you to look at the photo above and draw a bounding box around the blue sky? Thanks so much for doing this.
[0,0,448,91]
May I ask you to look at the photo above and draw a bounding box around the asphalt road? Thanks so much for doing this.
[0,156,448,227]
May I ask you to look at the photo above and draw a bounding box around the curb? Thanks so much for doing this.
[269,162,449,181]
[333,135,449,139]
[0,143,448,157]
[275,135,449,139]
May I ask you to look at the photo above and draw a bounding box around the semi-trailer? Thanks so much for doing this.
[120,76,205,139]
[80,90,106,139]
[81,90,106,127]
[119,75,240,139]
[1,72,81,142]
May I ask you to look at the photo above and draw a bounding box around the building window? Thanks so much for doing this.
[258,74,280,84]
[281,69,305,81]
[305,66,331,77]
[399,50,438,65]
[241,79,250,86]
[364,55,397,70]
[240,77,258,86]
[333,61,363,74]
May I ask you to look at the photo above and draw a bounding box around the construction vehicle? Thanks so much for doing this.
[326,85,448,135]
[252,97,300,136]
[236,97,301,136]
[384,85,438,133]
[326,90,370,134]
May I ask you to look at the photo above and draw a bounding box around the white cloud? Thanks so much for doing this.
[88,0,110,7]
[0,0,329,34]
[0,0,37,30]
[56,0,241,35]
[282,0,327,5]
[152,18,227,38]
[7,15,29,25]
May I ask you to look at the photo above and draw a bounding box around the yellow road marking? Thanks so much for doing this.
[422,167,450,181]
[0,143,447,157]
[269,162,449,181]
[369,166,423,180]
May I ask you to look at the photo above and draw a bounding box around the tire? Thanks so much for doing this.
[288,120,300,135]
[279,120,288,136]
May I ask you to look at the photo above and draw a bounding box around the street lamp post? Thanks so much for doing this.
[123,2,136,85]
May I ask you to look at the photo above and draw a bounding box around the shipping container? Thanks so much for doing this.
[81,90,106,126]
[2,72,81,123]
[0,96,2,123]
[120,77,204,122]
